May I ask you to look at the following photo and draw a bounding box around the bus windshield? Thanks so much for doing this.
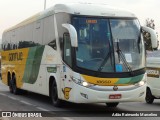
[72,17,145,73]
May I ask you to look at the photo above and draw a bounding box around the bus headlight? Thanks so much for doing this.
[139,81,145,86]
[135,74,147,86]
[135,80,146,86]
[72,77,94,87]
[82,81,89,87]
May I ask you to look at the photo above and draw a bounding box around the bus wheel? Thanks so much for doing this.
[11,75,19,95]
[9,84,13,93]
[8,76,13,93]
[51,81,62,107]
[106,102,119,107]
[145,88,154,104]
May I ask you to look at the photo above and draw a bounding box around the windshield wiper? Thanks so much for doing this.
[97,50,113,72]
[116,40,133,73]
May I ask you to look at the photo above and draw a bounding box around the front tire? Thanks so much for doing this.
[145,88,154,104]
[51,81,62,107]
[106,102,119,107]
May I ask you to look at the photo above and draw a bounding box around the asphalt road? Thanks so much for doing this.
[0,80,160,120]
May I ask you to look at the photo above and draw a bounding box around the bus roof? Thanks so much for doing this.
[4,3,136,33]
[53,3,136,17]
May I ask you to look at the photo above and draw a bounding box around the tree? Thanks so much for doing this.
[143,18,158,51]
[146,18,155,29]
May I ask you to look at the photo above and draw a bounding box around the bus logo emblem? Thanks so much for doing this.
[62,87,72,100]
[113,86,118,91]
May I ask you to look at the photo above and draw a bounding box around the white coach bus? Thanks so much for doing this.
[1,3,157,107]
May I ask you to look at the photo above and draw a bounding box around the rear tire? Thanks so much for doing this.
[11,75,20,95]
[51,81,63,107]
[145,88,154,104]
[8,75,13,93]
[106,102,119,107]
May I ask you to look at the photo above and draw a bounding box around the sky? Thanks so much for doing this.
[0,0,160,40]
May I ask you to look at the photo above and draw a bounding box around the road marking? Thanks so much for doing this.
[0,93,7,96]
[36,107,50,111]
[20,100,33,106]
[62,117,74,120]
[7,96,17,101]
[0,92,55,117]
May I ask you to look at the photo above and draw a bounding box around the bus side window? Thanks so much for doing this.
[63,33,72,67]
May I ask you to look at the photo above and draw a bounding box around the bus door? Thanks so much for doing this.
[61,33,73,100]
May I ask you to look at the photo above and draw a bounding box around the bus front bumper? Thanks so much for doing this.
[71,83,146,103]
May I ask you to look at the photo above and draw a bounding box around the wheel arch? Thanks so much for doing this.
[12,72,16,78]
[49,76,56,97]
[146,86,152,94]
[49,75,61,99]
[146,86,155,98]
[7,72,11,86]
[11,72,17,86]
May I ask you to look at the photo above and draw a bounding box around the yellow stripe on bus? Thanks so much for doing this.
[1,48,29,88]
[81,74,119,86]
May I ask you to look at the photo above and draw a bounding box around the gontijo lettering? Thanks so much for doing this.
[9,52,23,61]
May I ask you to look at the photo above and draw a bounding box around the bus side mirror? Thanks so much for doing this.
[142,26,158,50]
[62,24,78,47]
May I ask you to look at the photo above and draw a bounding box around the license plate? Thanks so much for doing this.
[109,94,122,99]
